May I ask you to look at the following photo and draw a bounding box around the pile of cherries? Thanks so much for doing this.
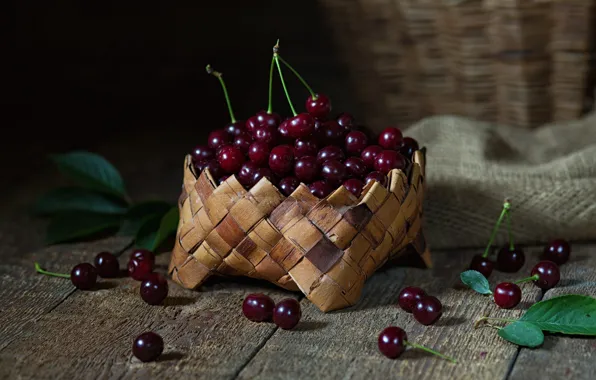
[193,57,419,199]
[242,293,302,330]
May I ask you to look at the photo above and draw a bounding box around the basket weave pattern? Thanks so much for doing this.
[168,151,430,312]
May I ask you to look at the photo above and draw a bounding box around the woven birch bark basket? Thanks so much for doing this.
[168,150,430,312]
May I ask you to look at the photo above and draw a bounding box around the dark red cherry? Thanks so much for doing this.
[317,145,345,164]
[294,156,320,183]
[543,239,571,265]
[248,141,270,167]
[493,282,521,309]
[343,178,364,197]
[218,175,229,185]
[321,159,347,185]
[273,298,302,330]
[217,145,245,174]
[309,180,334,198]
[400,137,419,158]
[469,255,494,278]
[374,150,407,174]
[278,119,291,140]
[94,251,120,278]
[378,326,407,359]
[130,249,156,268]
[318,120,345,145]
[140,273,169,305]
[253,167,277,185]
[336,112,354,130]
[398,286,427,313]
[344,157,368,179]
[133,332,163,362]
[378,127,404,150]
[531,261,560,290]
[208,129,231,150]
[70,263,97,290]
[191,145,215,163]
[306,93,331,119]
[287,113,315,139]
[193,160,207,173]
[225,121,246,136]
[254,126,278,146]
[345,131,369,156]
[413,296,442,325]
[128,258,153,281]
[246,115,260,134]
[294,137,319,158]
[242,293,275,322]
[269,145,295,175]
[256,110,281,128]
[279,176,300,196]
[238,162,260,187]
[202,159,224,180]
[361,145,383,169]
[497,246,525,273]
[233,132,254,155]
[364,171,388,187]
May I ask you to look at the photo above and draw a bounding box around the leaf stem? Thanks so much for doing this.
[506,209,514,251]
[267,55,275,114]
[515,274,539,285]
[476,316,517,325]
[278,56,317,99]
[482,200,511,258]
[206,64,236,123]
[273,42,297,116]
[35,262,70,279]
[405,341,457,363]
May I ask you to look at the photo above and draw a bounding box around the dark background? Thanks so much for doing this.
[4,1,360,190]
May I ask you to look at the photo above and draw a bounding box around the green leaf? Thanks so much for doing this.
[134,206,179,251]
[520,294,596,335]
[33,187,128,216]
[46,212,122,245]
[151,206,179,251]
[51,151,127,200]
[460,270,492,295]
[498,321,544,348]
[134,214,162,250]
[119,201,173,236]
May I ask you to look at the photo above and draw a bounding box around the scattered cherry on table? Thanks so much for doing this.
[94,251,120,278]
[133,332,164,362]
[493,282,521,309]
[543,239,571,265]
[273,298,302,329]
[71,263,98,290]
[242,293,275,322]
[469,255,494,278]
[413,296,442,325]
[140,273,169,305]
[530,261,560,290]
[398,286,427,313]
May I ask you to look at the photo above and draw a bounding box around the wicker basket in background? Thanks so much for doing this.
[169,151,429,312]
[320,0,596,129]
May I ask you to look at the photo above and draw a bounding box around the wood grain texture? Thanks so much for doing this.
[510,244,596,380]
[237,248,543,380]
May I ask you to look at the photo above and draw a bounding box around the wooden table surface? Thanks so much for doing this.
[1,136,595,380]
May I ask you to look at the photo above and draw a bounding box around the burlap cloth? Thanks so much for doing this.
[405,112,596,250]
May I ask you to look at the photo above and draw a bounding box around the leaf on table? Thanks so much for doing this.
[46,212,122,245]
[460,270,492,295]
[119,201,173,236]
[151,206,179,251]
[498,321,544,348]
[134,214,162,250]
[50,151,128,200]
[33,187,128,216]
[520,294,596,335]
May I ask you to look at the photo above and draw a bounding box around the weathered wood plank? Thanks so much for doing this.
[237,249,543,380]
[510,244,596,380]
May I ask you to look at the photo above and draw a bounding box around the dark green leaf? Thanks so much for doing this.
[498,321,544,348]
[520,294,596,335]
[460,270,492,295]
[119,201,173,236]
[151,206,179,251]
[134,214,162,250]
[46,212,122,245]
[33,187,128,216]
[51,151,127,199]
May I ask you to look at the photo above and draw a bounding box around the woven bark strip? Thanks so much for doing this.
[169,153,429,312]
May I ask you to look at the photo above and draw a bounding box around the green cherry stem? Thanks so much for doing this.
[515,274,539,284]
[34,262,70,279]
[405,341,457,363]
[506,209,515,250]
[278,56,317,99]
[481,200,511,258]
[273,42,297,116]
[267,55,275,114]
[206,64,237,123]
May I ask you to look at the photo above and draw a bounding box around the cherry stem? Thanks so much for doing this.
[267,55,275,114]
[506,209,515,251]
[515,274,539,284]
[206,64,236,123]
[278,56,317,99]
[34,262,70,279]
[405,341,457,363]
[273,42,297,116]
[482,201,511,258]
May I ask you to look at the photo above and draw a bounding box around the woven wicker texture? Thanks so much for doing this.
[168,153,429,312]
